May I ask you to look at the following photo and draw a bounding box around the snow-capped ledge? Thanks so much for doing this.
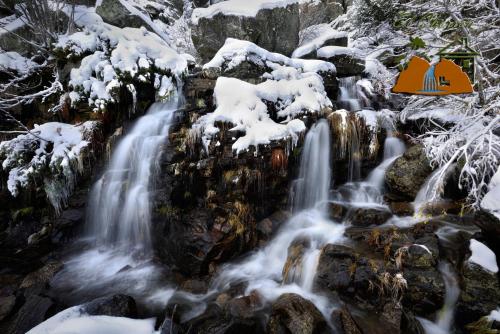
[192,0,300,25]
[468,239,498,273]
[204,38,336,74]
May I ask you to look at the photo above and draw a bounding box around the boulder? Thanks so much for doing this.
[402,267,445,316]
[96,0,151,29]
[6,295,55,334]
[348,207,392,227]
[192,3,300,62]
[0,295,16,322]
[267,293,329,334]
[385,145,433,201]
[389,202,414,216]
[315,244,356,293]
[330,306,362,334]
[20,261,63,289]
[82,294,137,318]
[299,0,345,30]
[457,262,500,326]
[318,50,365,77]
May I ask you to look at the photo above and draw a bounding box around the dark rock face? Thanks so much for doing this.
[192,4,300,62]
[330,306,362,334]
[6,295,55,334]
[457,262,500,326]
[299,0,345,30]
[96,0,151,29]
[402,267,445,316]
[348,207,392,227]
[267,293,328,334]
[82,294,137,318]
[385,145,433,201]
[319,54,365,77]
[315,244,357,293]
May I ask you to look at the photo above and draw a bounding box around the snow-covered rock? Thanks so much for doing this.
[468,239,498,273]
[191,0,301,61]
[26,305,156,334]
[0,121,101,213]
[293,24,348,59]
[298,0,345,30]
[317,46,365,77]
[56,13,188,110]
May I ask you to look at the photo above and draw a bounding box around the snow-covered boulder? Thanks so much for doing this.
[481,167,500,220]
[0,121,101,213]
[293,24,348,59]
[191,0,301,62]
[317,46,365,77]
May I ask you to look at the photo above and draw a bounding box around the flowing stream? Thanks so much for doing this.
[51,93,182,304]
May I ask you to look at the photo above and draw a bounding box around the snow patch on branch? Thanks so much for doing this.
[0,121,100,213]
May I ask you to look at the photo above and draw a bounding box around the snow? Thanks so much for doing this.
[489,308,500,322]
[26,305,158,334]
[481,167,500,220]
[56,9,188,110]
[192,72,331,153]
[293,24,348,58]
[204,38,335,74]
[0,51,37,74]
[192,0,300,24]
[468,239,498,273]
[0,122,99,212]
[317,46,360,58]
[0,14,25,36]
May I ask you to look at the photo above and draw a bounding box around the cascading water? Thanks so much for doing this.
[186,119,346,318]
[338,77,363,111]
[418,262,460,334]
[88,98,178,253]
[51,92,182,304]
[292,119,331,211]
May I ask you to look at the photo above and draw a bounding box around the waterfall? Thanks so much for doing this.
[413,164,451,215]
[292,119,331,211]
[418,262,459,334]
[88,96,179,253]
[338,77,361,111]
[422,65,439,92]
[202,119,344,318]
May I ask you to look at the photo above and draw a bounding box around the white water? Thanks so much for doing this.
[338,77,362,111]
[332,135,406,206]
[52,94,181,304]
[292,119,332,211]
[413,165,450,215]
[418,262,459,334]
[195,119,345,317]
[88,98,179,252]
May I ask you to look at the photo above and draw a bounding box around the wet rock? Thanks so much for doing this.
[385,145,433,201]
[398,244,436,269]
[348,207,392,227]
[327,202,348,220]
[473,210,500,253]
[180,279,208,294]
[299,0,345,30]
[318,53,365,77]
[267,293,328,334]
[96,0,152,29]
[0,295,16,322]
[20,261,63,290]
[456,262,500,326]
[315,244,356,293]
[256,210,291,242]
[389,202,414,216]
[82,294,137,318]
[184,300,265,334]
[330,306,362,334]
[7,295,55,334]
[192,3,300,62]
[282,238,310,284]
[402,267,445,316]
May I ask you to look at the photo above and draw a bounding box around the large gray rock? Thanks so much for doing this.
[385,145,433,201]
[192,3,300,62]
[96,0,151,29]
[267,293,329,334]
[299,0,345,30]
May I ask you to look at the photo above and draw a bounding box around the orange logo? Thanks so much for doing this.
[392,56,473,95]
